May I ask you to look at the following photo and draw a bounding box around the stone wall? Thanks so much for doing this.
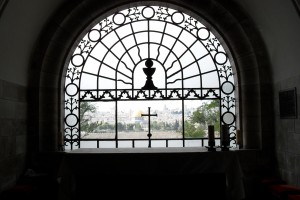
[274,75,300,187]
[0,80,28,191]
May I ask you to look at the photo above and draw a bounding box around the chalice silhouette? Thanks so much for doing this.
[142,58,158,90]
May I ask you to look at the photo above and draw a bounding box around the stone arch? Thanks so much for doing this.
[33,0,272,152]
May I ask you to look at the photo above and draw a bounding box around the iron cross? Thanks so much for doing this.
[141,107,158,148]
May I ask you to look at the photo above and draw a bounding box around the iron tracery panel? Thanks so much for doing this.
[64,5,236,150]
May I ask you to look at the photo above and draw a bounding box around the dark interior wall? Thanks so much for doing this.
[0,80,27,192]
[0,0,65,192]
[0,0,65,86]
[0,0,300,193]
[234,0,300,186]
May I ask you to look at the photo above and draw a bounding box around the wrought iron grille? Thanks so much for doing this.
[64,6,236,150]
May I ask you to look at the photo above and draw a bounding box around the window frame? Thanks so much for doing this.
[63,5,237,150]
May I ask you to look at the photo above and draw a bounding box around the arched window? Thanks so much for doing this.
[64,5,237,150]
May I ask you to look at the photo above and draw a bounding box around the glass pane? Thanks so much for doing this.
[118,141,133,148]
[168,140,183,147]
[118,100,183,141]
[185,140,203,147]
[215,138,221,146]
[203,139,208,147]
[152,140,167,148]
[135,140,148,148]
[80,73,97,90]
[80,141,97,148]
[80,102,116,139]
[184,100,220,139]
[99,141,116,148]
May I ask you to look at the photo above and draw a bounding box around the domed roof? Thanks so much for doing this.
[133,110,143,118]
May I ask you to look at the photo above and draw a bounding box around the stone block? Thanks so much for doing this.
[0,158,17,177]
[285,171,298,186]
[236,53,258,72]
[0,79,3,99]
[261,116,274,132]
[274,83,281,99]
[295,156,300,174]
[261,131,275,151]
[0,158,17,191]
[0,175,16,192]
[286,133,300,154]
[39,88,59,104]
[276,151,286,170]
[2,81,19,101]
[15,155,27,177]
[0,99,15,119]
[237,150,258,166]
[280,76,299,90]
[40,102,59,117]
[287,120,296,133]
[40,72,61,88]
[242,116,260,132]
[13,119,27,136]
[296,119,300,134]
[286,153,297,173]
[16,135,27,155]
[243,131,261,149]
[275,129,287,152]
[17,85,27,102]
[274,98,280,116]
[241,102,260,118]
[15,102,27,120]
[0,119,14,136]
[0,136,16,158]
[240,69,260,86]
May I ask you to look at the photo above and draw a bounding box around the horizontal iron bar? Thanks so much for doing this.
[66,138,221,141]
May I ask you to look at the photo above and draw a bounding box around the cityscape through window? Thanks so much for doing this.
[64,5,237,150]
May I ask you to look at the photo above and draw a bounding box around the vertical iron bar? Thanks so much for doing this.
[148,20,150,58]
[182,99,185,147]
[148,107,151,148]
[115,100,118,148]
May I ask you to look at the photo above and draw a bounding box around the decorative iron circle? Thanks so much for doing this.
[113,12,126,25]
[221,81,235,95]
[66,83,79,97]
[88,29,101,42]
[222,112,235,125]
[65,114,79,127]
[197,27,210,40]
[71,54,84,67]
[142,6,155,19]
[214,52,228,65]
[171,11,185,24]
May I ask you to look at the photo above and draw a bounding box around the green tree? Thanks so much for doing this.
[174,120,180,131]
[118,123,125,132]
[80,102,97,133]
[184,121,206,138]
[126,123,134,131]
[151,121,161,131]
[191,100,220,133]
[135,123,143,131]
